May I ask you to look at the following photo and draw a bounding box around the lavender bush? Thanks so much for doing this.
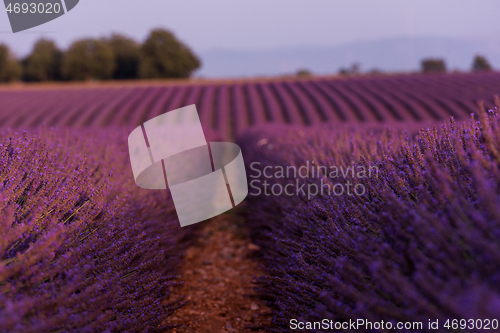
[0,128,194,332]
[240,98,500,332]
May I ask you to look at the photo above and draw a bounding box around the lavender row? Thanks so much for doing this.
[1,73,500,139]
[239,98,500,332]
[0,127,196,332]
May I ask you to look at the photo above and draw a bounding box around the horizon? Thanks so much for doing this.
[1,0,499,56]
[2,32,499,78]
[2,32,498,55]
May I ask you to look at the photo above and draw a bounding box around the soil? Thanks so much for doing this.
[166,209,272,333]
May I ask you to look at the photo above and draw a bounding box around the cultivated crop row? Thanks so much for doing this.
[0,128,195,332]
[0,72,499,138]
[238,98,500,331]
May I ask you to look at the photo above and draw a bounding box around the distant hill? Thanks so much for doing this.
[196,36,500,78]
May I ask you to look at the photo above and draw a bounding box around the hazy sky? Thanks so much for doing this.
[1,0,499,57]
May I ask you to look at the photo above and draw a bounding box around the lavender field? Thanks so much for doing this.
[239,101,500,330]
[0,128,196,332]
[0,72,499,332]
[1,72,500,139]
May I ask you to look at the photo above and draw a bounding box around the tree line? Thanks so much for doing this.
[420,55,492,73]
[336,55,494,76]
[0,28,201,82]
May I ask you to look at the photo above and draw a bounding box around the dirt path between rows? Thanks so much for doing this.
[167,208,272,332]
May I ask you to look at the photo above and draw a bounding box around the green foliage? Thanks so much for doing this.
[338,63,360,76]
[0,29,201,82]
[296,68,312,77]
[367,68,383,75]
[105,33,140,80]
[23,38,62,81]
[472,55,492,72]
[0,44,22,82]
[62,39,115,81]
[139,28,201,79]
[421,58,446,73]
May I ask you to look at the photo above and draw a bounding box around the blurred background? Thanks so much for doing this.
[0,0,499,80]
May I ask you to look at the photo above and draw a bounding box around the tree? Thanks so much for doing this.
[139,28,201,79]
[23,38,62,81]
[338,63,361,76]
[367,68,383,76]
[62,39,115,81]
[106,34,140,80]
[296,69,312,77]
[472,55,492,72]
[421,58,446,73]
[0,44,22,82]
